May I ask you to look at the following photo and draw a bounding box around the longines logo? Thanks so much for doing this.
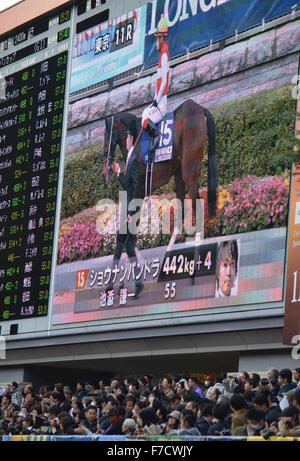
[148,0,233,34]
[291,271,300,303]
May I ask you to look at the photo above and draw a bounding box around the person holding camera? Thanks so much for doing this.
[260,410,280,439]
[278,406,300,437]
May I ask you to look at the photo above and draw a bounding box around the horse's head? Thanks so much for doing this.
[103,113,140,181]
[103,116,118,182]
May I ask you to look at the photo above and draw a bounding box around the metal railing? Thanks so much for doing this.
[0,434,298,441]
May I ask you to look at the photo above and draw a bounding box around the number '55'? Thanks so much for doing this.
[165,282,176,299]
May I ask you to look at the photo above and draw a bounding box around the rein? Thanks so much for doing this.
[134,127,143,149]
[105,115,114,181]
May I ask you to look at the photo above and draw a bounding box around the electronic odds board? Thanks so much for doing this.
[0,7,71,322]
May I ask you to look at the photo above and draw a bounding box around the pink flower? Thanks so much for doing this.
[220,175,288,235]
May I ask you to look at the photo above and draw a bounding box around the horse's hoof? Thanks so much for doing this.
[134,283,144,298]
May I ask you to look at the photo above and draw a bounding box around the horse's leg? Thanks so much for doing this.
[179,103,206,237]
[175,166,186,237]
[184,181,203,237]
[166,168,185,252]
[134,203,144,264]
[180,108,206,284]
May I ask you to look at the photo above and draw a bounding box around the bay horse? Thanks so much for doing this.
[103,99,217,241]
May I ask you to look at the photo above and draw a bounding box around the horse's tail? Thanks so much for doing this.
[203,108,217,217]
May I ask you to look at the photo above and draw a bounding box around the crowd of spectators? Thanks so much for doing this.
[0,367,300,438]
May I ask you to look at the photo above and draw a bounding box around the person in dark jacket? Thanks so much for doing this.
[79,406,98,434]
[103,407,124,435]
[138,407,160,435]
[207,405,231,436]
[278,369,297,399]
[74,381,88,400]
[110,126,143,298]
[197,403,214,435]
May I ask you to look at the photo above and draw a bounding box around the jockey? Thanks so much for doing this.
[142,16,169,162]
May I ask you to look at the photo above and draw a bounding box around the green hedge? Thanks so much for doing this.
[61,85,295,219]
[61,143,123,219]
[199,85,295,188]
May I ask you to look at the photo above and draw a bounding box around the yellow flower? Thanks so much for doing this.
[59,224,72,239]
[217,189,231,210]
[284,178,290,191]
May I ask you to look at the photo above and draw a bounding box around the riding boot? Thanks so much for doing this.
[146,120,160,162]
[146,120,159,196]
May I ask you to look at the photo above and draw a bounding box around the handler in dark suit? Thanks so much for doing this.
[110,125,144,298]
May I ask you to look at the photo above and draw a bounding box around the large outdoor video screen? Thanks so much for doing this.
[52,0,297,325]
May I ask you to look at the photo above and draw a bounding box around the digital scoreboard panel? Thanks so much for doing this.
[0,7,71,323]
[0,53,68,321]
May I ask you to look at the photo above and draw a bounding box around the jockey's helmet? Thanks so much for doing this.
[155,16,168,37]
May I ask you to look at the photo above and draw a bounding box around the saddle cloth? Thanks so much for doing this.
[141,111,174,165]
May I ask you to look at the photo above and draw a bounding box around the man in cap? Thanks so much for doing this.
[112,126,143,298]
[142,15,169,194]
[204,375,215,391]
[103,407,124,435]
[166,410,180,432]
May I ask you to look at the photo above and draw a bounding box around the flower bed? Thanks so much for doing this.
[220,174,289,234]
[57,219,105,265]
[57,174,289,264]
